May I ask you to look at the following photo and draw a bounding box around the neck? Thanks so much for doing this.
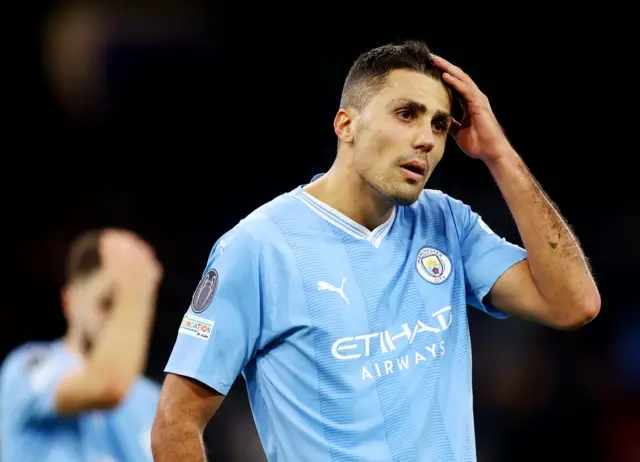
[304,158,395,231]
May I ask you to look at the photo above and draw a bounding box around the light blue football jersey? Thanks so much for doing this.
[165,179,527,462]
[0,340,159,462]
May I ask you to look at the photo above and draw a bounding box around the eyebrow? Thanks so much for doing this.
[389,98,452,119]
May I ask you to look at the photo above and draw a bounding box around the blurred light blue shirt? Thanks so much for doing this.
[1,340,159,462]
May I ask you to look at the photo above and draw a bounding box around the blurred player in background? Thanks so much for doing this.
[152,41,600,461]
[0,229,162,462]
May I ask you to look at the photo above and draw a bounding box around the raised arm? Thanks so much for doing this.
[482,155,599,329]
[433,55,600,329]
[55,229,162,414]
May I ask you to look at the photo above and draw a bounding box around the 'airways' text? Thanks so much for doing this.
[362,340,446,381]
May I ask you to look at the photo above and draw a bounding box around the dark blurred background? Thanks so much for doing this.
[3,0,638,460]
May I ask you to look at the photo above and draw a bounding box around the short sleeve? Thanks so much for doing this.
[0,346,73,424]
[164,227,263,395]
[449,198,528,318]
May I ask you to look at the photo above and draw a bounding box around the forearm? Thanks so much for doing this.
[88,283,156,391]
[486,147,600,318]
[151,417,207,462]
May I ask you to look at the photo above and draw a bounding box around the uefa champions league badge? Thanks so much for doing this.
[416,247,452,284]
[191,268,219,313]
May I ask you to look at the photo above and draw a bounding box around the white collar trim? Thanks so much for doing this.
[294,190,396,248]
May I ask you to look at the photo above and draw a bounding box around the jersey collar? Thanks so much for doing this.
[292,175,396,248]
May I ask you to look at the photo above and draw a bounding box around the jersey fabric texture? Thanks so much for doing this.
[165,182,527,462]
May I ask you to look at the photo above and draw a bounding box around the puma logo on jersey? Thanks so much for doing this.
[318,277,350,305]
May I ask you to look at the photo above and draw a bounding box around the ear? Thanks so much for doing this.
[333,108,355,143]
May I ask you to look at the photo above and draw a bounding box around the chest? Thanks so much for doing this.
[266,228,467,363]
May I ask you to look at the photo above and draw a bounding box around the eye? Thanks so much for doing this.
[396,109,414,121]
[433,119,448,133]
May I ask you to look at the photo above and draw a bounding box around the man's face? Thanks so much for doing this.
[65,270,113,346]
[345,69,452,205]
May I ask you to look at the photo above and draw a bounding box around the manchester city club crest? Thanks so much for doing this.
[191,269,219,313]
[416,247,452,284]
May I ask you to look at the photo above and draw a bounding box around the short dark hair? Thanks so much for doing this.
[65,229,103,282]
[340,40,446,110]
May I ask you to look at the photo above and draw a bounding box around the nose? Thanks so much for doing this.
[412,127,436,153]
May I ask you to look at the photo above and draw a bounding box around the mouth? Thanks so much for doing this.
[399,160,427,181]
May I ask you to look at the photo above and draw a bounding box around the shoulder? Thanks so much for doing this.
[214,191,303,253]
[419,189,468,209]
[1,342,54,376]
[410,189,473,222]
[0,342,59,392]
